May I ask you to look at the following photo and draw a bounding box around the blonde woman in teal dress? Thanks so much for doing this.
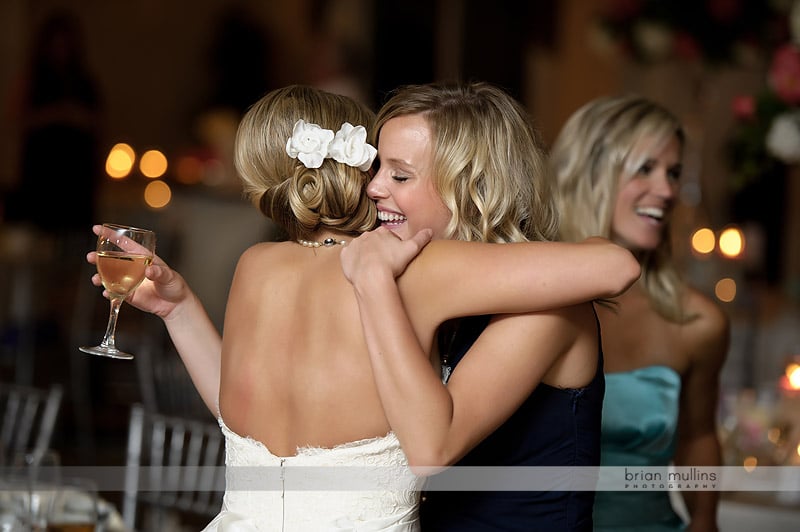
[549,95,730,532]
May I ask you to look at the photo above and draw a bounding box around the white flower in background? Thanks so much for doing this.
[587,23,619,60]
[286,119,335,169]
[633,21,673,62]
[328,122,377,171]
[791,0,800,45]
[766,111,800,164]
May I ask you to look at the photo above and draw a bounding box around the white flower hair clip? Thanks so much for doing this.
[286,119,377,172]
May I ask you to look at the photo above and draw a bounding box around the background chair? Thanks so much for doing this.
[122,403,225,531]
[0,382,63,465]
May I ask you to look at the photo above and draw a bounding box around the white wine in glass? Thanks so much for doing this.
[79,223,155,360]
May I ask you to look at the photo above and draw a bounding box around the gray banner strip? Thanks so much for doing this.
[2,466,800,494]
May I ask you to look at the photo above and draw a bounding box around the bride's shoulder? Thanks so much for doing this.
[235,241,289,269]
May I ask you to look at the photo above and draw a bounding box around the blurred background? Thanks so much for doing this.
[1,0,799,526]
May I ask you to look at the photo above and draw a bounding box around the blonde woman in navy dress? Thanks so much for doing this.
[341,82,616,531]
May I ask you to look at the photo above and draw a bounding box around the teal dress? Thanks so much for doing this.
[594,366,687,531]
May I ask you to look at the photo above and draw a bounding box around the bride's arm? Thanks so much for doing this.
[87,225,221,414]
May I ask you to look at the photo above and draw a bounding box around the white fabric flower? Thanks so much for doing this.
[766,111,800,164]
[286,119,335,169]
[328,122,378,171]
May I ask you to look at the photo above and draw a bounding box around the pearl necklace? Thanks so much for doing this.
[297,237,347,248]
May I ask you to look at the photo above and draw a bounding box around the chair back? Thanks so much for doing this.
[122,403,225,531]
[0,382,63,464]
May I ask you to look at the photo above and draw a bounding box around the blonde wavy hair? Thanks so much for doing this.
[374,82,557,243]
[235,85,377,241]
[549,94,691,322]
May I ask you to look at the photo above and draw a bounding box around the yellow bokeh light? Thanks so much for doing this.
[691,227,715,254]
[743,456,757,472]
[140,150,168,178]
[714,278,736,303]
[719,226,744,258]
[767,427,781,444]
[105,143,136,179]
[144,180,172,209]
[787,363,800,388]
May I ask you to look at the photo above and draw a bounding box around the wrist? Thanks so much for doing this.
[351,268,398,299]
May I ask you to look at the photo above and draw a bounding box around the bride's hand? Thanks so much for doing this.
[86,224,194,319]
[341,226,433,285]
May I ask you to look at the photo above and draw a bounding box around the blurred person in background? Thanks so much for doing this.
[2,8,104,390]
[6,8,103,246]
[549,94,730,532]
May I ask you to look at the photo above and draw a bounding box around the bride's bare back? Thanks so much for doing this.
[218,235,639,458]
[219,241,397,456]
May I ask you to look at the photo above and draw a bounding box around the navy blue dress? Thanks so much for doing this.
[420,314,604,531]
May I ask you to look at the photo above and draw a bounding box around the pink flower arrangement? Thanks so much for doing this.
[768,44,800,105]
[593,0,788,65]
[729,40,800,187]
[725,0,800,186]
[731,95,756,121]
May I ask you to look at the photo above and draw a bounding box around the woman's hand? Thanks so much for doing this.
[341,226,433,285]
[86,224,192,319]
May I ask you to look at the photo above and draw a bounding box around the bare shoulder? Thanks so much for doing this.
[684,287,729,337]
[682,286,730,366]
[235,241,284,271]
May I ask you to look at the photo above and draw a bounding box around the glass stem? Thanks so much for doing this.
[100,296,124,349]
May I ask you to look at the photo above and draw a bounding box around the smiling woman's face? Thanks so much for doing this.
[611,134,682,252]
[366,114,452,240]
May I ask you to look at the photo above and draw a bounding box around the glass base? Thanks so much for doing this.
[79,345,134,360]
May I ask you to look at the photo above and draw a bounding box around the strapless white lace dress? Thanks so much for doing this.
[201,418,424,531]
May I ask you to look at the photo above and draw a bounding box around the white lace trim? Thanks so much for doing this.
[202,417,425,531]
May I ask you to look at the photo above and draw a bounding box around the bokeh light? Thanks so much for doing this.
[787,363,800,389]
[719,226,744,258]
[175,155,205,185]
[140,149,168,178]
[714,278,737,303]
[691,227,715,254]
[203,159,226,186]
[105,143,135,179]
[144,180,172,209]
[767,427,781,445]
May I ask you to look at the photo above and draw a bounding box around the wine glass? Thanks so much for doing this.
[79,223,155,360]
[46,477,99,532]
[8,450,61,531]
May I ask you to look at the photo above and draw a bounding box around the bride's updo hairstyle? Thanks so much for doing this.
[234,85,377,240]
